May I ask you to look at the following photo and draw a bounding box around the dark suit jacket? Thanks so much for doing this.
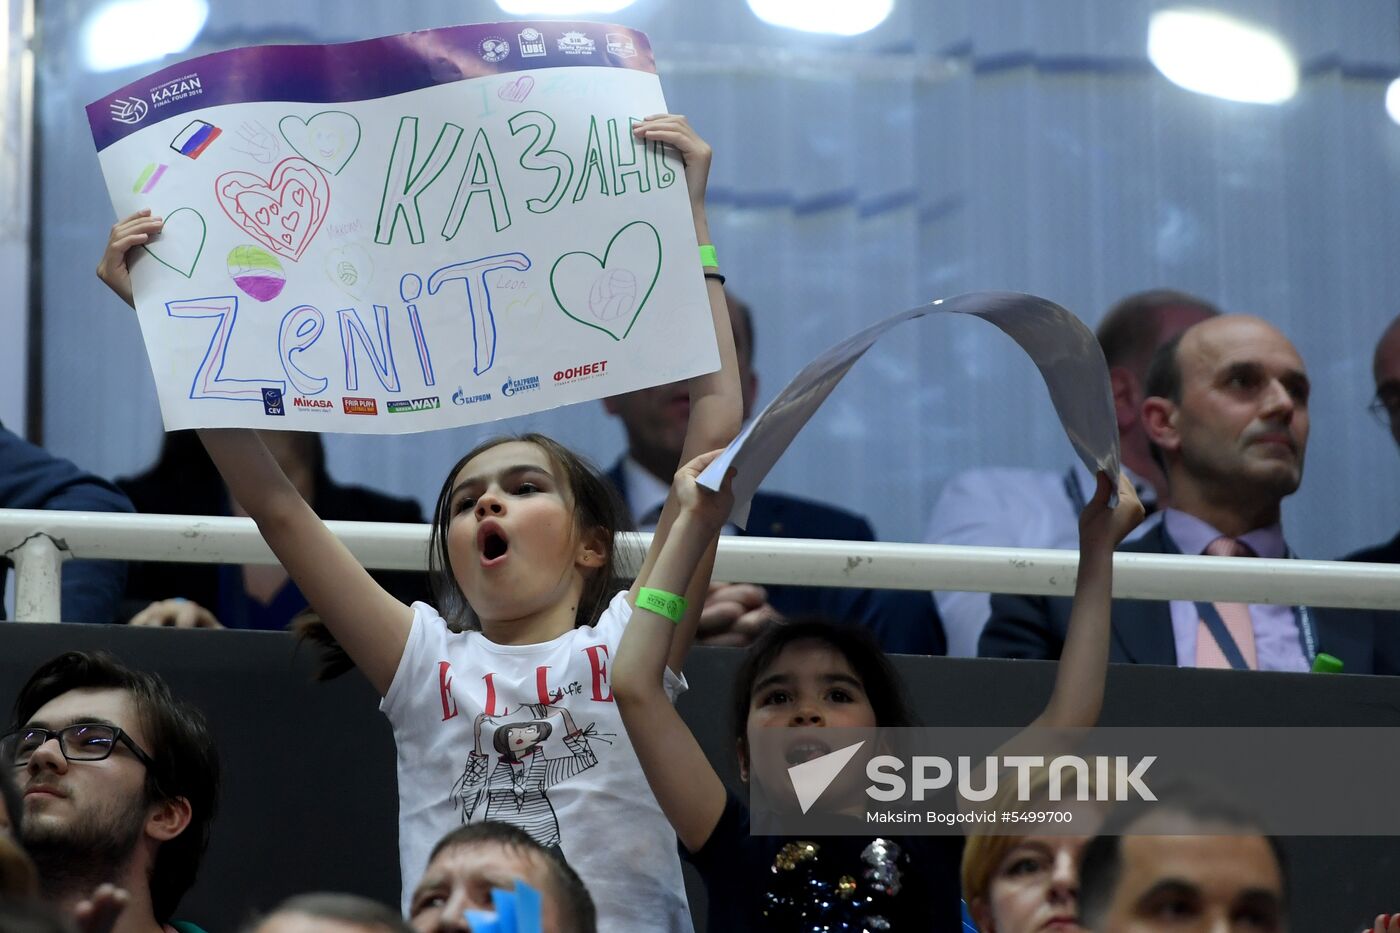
[118,466,430,628]
[606,461,945,655]
[981,524,1400,675]
[1345,533,1400,565]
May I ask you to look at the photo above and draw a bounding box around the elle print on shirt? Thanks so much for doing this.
[453,704,600,847]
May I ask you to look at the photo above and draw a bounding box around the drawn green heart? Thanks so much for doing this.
[550,221,662,341]
[141,207,206,278]
[279,111,361,175]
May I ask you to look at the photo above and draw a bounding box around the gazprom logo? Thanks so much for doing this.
[500,375,541,397]
[110,97,149,125]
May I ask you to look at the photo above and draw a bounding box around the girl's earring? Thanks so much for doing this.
[579,537,607,567]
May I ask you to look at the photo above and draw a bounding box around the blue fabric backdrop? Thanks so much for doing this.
[33,0,1400,562]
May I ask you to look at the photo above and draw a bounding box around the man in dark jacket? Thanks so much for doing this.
[118,430,427,630]
[0,424,133,623]
[1347,313,1400,564]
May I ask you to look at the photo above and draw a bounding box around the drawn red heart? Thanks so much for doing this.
[214,157,330,262]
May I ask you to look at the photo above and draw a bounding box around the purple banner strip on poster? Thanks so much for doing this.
[88,21,655,152]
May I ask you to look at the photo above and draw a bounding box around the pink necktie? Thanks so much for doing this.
[1195,536,1258,670]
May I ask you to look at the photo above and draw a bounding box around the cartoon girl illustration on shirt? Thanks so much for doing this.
[451,704,598,847]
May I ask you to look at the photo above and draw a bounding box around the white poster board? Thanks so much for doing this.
[88,22,716,433]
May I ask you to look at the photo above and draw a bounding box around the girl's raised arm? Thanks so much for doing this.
[1033,471,1144,730]
[196,429,414,694]
[100,213,414,694]
[979,471,1144,776]
[613,449,734,852]
[625,115,743,668]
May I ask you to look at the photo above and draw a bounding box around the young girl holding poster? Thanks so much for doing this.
[102,115,739,932]
[612,471,1144,930]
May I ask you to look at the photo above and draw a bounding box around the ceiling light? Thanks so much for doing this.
[494,0,638,13]
[747,0,894,37]
[1148,8,1298,105]
[1387,77,1400,125]
[81,0,209,72]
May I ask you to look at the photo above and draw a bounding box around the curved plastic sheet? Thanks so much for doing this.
[697,291,1120,528]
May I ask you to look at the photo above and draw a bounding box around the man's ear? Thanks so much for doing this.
[576,526,609,570]
[736,737,750,784]
[1141,396,1180,453]
[146,795,192,843]
[1109,367,1141,433]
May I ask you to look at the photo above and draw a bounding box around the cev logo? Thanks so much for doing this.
[110,97,149,125]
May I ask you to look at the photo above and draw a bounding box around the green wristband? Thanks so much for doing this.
[1311,652,1344,674]
[636,587,688,624]
[699,244,719,269]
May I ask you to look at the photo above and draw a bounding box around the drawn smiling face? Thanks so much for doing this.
[314,128,343,159]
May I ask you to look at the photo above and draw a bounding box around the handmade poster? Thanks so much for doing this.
[88,22,716,433]
[699,292,1120,527]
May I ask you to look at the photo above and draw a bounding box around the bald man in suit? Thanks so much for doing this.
[983,315,1399,674]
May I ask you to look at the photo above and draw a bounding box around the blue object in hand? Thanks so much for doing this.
[463,880,544,933]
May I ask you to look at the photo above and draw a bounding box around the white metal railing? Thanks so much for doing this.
[3,508,1400,623]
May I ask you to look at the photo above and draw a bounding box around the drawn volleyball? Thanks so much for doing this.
[227,244,286,301]
[589,267,639,322]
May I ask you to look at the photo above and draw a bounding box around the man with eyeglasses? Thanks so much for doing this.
[1,650,220,933]
[1348,314,1400,565]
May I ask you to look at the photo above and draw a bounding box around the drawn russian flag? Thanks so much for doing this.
[170,120,221,159]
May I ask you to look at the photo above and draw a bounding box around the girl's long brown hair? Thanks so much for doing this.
[298,433,633,678]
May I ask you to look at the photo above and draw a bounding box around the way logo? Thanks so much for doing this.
[788,741,865,814]
[342,397,378,415]
[387,396,441,414]
[292,396,333,412]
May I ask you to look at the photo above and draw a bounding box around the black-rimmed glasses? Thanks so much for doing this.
[0,723,156,770]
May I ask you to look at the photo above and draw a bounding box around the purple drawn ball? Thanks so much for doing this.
[227,245,287,302]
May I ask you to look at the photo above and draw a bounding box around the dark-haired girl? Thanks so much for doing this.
[614,471,1143,930]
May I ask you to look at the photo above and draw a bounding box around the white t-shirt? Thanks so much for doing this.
[381,591,693,932]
